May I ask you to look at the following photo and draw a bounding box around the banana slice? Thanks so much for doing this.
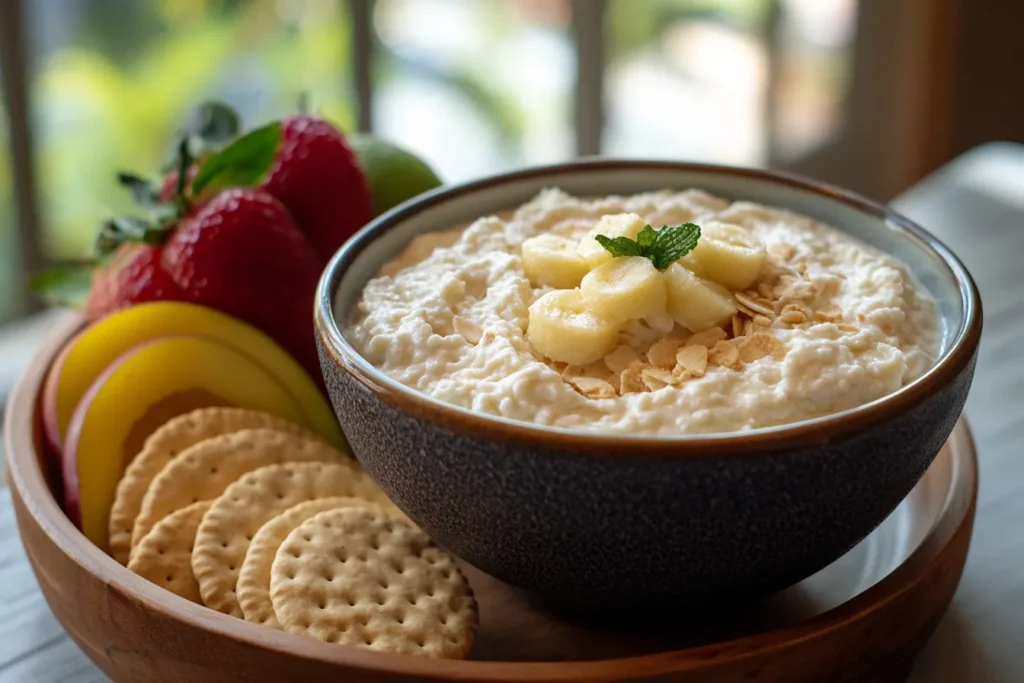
[577,213,646,269]
[680,221,766,291]
[528,289,619,366]
[664,263,737,332]
[521,235,590,289]
[580,256,667,325]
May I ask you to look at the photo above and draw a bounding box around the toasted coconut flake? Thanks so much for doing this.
[753,314,773,327]
[731,314,744,339]
[561,364,584,378]
[735,292,774,317]
[687,327,729,348]
[604,345,641,375]
[567,376,617,400]
[453,316,483,345]
[708,340,741,369]
[780,281,816,302]
[647,338,680,369]
[742,319,754,337]
[837,322,860,333]
[769,243,796,261]
[620,364,648,394]
[738,333,785,363]
[814,304,843,323]
[641,367,679,391]
[735,302,758,318]
[675,345,708,377]
[780,303,811,325]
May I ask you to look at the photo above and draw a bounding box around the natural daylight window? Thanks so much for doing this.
[0,0,859,327]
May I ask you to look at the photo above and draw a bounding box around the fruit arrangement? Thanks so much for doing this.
[28,103,480,657]
[34,101,442,549]
[38,101,441,381]
[525,212,767,366]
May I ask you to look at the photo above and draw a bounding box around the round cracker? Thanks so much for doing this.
[192,461,393,617]
[270,507,477,658]
[132,429,343,552]
[109,408,313,565]
[127,500,212,604]
[237,497,386,627]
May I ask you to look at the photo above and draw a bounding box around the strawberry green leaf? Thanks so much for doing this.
[95,217,170,255]
[191,122,282,197]
[30,264,93,309]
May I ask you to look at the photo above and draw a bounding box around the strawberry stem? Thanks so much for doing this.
[174,137,192,214]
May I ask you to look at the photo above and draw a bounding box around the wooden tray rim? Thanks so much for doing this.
[5,313,978,681]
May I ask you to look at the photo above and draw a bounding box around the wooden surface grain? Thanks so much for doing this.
[2,142,1023,682]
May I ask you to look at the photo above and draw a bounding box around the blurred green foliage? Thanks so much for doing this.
[32,0,356,259]
[0,0,773,327]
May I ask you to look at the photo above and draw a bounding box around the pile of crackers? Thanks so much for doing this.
[107,408,478,658]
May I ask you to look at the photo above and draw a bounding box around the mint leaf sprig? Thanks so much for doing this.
[595,223,701,270]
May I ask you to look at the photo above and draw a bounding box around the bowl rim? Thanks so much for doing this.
[316,158,982,453]
[4,313,979,680]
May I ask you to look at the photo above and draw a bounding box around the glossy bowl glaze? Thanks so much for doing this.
[316,160,981,608]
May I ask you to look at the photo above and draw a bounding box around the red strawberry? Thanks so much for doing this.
[190,116,372,265]
[84,243,186,320]
[261,115,372,264]
[161,187,322,377]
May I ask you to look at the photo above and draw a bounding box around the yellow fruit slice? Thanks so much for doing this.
[528,289,619,365]
[521,235,590,288]
[577,213,646,269]
[680,221,766,291]
[580,256,667,325]
[664,263,738,332]
[64,335,308,550]
[43,302,343,452]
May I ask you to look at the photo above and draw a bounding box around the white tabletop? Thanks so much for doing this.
[2,143,1023,682]
[895,143,1024,683]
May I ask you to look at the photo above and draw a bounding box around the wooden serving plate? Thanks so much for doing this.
[6,316,976,682]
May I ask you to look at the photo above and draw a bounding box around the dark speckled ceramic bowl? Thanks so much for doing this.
[314,160,982,609]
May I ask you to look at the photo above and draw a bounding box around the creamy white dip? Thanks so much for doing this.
[344,189,940,435]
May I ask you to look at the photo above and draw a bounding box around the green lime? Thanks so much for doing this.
[348,134,443,217]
